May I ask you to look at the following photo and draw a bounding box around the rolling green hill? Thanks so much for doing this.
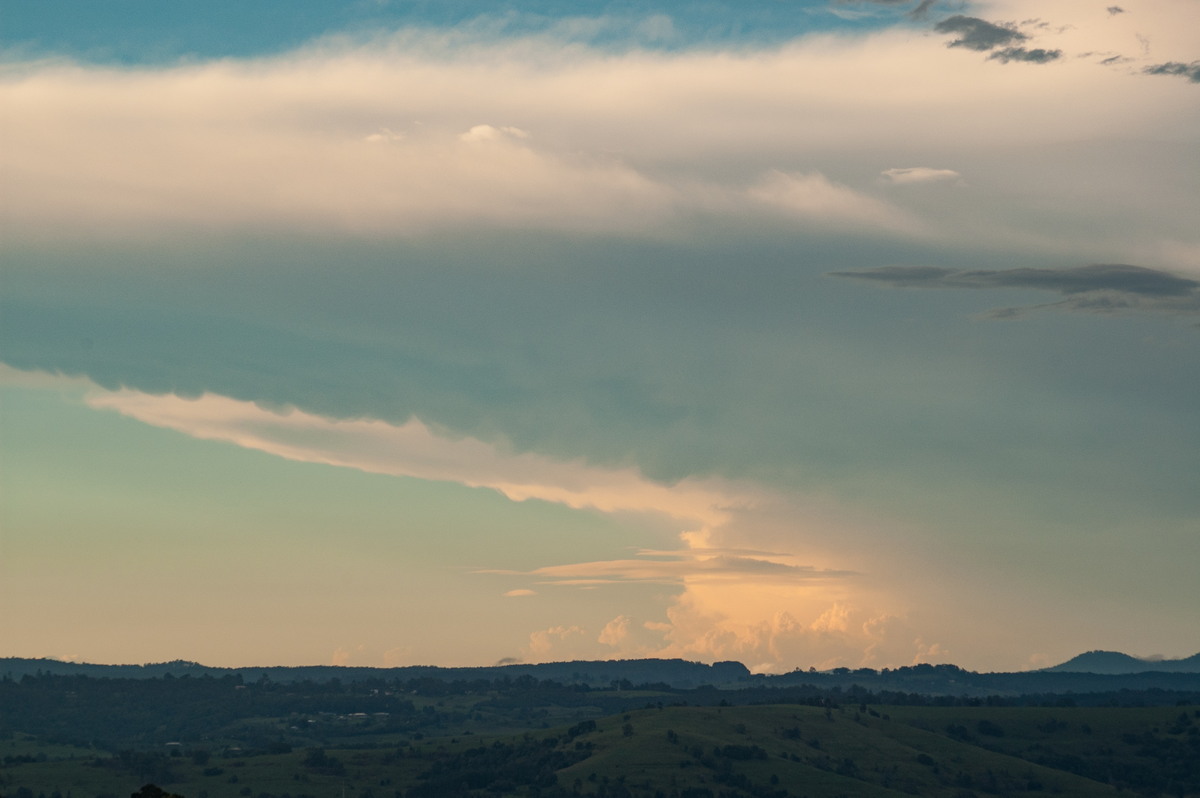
[4,702,1198,797]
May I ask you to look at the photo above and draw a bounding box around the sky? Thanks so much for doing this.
[1,0,1198,674]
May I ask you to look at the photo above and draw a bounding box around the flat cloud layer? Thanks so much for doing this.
[490,549,853,586]
[880,167,963,184]
[2,11,1198,262]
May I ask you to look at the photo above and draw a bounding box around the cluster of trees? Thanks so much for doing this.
[1034,711,1200,796]
[0,673,434,750]
[408,737,589,796]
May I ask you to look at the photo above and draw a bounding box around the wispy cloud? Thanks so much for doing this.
[880,166,962,185]
[933,15,1026,52]
[830,263,1200,321]
[989,47,1061,64]
[82,386,756,526]
[1144,61,1200,83]
[485,547,853,587]
[748,170,922,234]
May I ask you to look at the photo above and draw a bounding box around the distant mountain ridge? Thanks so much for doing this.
[4,650,1200,685]
[0,657,752,688]
[5,651,1200,697]
[1042,650,1200,674]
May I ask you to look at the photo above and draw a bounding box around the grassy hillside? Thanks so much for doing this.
[5,702,1198,797]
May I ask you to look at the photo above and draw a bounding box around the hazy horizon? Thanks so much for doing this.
[2,0,1198,675]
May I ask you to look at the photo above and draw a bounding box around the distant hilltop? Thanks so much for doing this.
[1042,650,1200,674]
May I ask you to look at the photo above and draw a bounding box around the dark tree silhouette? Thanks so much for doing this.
[131,786,185,798]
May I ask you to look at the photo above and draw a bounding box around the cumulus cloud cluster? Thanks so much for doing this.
[503,546,920,671]
[520,591,951,673]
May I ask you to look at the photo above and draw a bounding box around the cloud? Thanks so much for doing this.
[526,625,586,658]
[909,1,938,20]
[598,615,632,647]
[330,644,369,666]
[912,638,951,665]
[5,5,1200,675]
[934,15,1026,52]
[481,493,924,670]
[73,380,932,669]
[1144,61,1200,83]
[829,263,1200,321]
[832,263,1198,295]
[80,384,756,526]
[459,124,530,143]
[809,603,853,633]
[0,363,94,392]
[649,585,938,672]
[508,561,920,671]
[4,16,1196,246]
[363,127,404,143]
[880,166,962,185]
[489,547,854,587]
[919,1,1200,87]
[747,171,922,234]
[989,47,1062,64]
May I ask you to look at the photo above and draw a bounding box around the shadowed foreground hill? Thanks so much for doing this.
[5,702,1199,796]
